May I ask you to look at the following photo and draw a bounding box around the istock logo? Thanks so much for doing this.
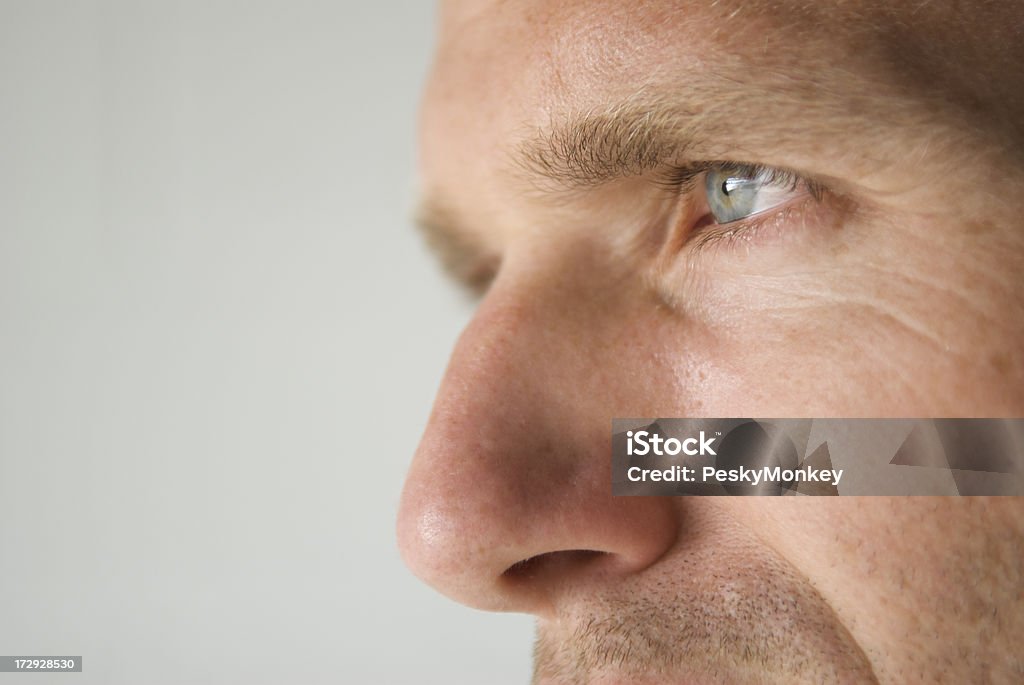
[626,430,718,457]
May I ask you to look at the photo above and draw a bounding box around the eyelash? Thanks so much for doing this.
[659,161,827,252]
[661,161,823,199]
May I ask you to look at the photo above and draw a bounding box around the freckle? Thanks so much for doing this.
[830,242,850,257]
[989,352,1012,375]
[965,219,996,235]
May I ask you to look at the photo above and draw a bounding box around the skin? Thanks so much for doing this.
[398,1,1024,683]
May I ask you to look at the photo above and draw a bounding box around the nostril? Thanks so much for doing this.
[502,549,608,583]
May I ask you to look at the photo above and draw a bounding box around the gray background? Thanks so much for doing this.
[0,2,533,683]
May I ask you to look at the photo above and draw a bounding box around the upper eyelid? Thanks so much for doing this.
[654,162,714,192]
[657,161,826,201]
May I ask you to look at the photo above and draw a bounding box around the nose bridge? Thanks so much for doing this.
[398,249,680,612]
[432,275,604,441]
[419,239,639,483]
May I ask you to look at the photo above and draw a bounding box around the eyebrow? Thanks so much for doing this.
[415,200,498,295]
[416,90,733,289]
[418,57,978,287]
[512,63,976,193]
[514,93,713,191]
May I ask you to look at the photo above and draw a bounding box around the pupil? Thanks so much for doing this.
[721,180,731,196]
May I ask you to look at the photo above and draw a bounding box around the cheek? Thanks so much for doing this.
[740,498,1024,680]
[705,309,938,416]
[654,218,1019,417]
[599,276,896,417]
[645,290,931,417]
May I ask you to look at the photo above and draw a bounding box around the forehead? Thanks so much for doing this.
[427,1,762,137]
[428,0,898,125]
[436,1,707,103]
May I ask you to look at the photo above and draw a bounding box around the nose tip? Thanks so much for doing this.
[396,294,680,613]
[398,448,681,613]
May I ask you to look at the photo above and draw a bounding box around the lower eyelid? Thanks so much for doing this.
[679,188,836,258]
[689,197,812,253]
[715,187,813,227]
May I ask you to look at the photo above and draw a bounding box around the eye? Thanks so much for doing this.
[704,164,809,224]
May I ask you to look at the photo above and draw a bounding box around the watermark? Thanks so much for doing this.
[612,419,1023,495]
[0,656,81,672]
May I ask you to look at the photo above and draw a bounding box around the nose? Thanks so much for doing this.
[397,251,680,614]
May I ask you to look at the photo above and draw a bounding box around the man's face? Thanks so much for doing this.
[399,1,1024,683]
